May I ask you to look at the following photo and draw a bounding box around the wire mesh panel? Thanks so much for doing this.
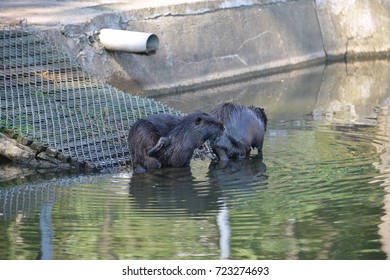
[0,27,181,170]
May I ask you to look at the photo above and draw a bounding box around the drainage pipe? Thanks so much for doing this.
[99,29,159,55]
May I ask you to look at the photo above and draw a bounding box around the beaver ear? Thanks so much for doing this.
[195,117,202,125]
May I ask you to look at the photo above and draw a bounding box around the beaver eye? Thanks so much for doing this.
[195,117,202,125]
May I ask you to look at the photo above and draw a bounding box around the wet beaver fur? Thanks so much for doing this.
[128,111,224,173]
[210,102,267,161]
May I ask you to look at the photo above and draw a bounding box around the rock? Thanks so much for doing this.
[0,133,37,165]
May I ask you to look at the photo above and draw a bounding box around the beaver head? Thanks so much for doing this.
[157,111,224,167]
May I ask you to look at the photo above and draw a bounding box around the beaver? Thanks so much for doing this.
[210,103,267,161]
[128,111,224,173]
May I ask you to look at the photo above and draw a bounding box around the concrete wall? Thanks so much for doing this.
[316,0,390,60]
[51,0,390,95]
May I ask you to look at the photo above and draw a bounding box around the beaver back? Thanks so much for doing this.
[210,103,267,159]
[153,111,224,167]
[128,111,224,172]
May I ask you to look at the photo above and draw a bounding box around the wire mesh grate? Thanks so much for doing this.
[0,27,181,170]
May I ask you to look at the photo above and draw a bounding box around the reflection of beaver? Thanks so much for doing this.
[129,167,222,215]
[128,111,224,173]
[210,103,267,161]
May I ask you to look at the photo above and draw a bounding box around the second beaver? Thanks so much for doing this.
[128,111,224,173]
[210,102,267,161]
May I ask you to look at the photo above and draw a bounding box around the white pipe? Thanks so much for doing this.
[99,29,159,55]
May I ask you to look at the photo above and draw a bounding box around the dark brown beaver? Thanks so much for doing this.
[128,111,224,173]
[210,102,267,161]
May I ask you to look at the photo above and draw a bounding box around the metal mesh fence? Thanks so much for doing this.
[0,27,181,170]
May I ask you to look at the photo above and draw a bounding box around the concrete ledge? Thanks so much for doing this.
[1,0,389,95]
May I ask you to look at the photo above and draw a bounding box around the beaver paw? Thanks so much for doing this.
[147,137,171,156]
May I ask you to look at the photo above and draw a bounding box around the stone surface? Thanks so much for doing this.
[0,133,37,165]
[315,0,390,60]
[0,133,74,169]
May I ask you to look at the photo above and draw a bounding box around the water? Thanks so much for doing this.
[1,60,390,260]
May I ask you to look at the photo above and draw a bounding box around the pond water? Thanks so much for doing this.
[1,60,390,260]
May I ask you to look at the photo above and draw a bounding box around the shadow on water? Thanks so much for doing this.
[1,60,390,259]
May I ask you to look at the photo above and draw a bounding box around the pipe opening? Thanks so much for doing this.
[146,34,159,55]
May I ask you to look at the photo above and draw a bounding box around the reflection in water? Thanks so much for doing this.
[1,60,390,259]
[157,60,390,259]
[209,157,267,259]
[155,64,325,121]
[39,200,54,260]
[217,203,230,259]
[129,167,221,215]
[313,61,390,259]
[128,158,267,259]
[128,164,222,258]
[372,113,390,259]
